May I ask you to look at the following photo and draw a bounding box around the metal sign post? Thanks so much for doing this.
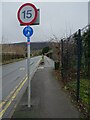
[27,37,31,107]
[23,26,33,107]
[17,3,40,108]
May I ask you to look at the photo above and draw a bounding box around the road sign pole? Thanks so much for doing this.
[23,26,33,108]
[17,3,39,108]
[27,37,31,107]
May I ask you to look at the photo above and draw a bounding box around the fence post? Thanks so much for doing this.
[66,38,69,80]
[76,29,82,101]
[61,39,64,79]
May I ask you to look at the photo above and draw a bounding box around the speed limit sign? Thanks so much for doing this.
[17,3,37,25]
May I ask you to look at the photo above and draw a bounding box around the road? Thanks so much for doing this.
[0,56,41,118]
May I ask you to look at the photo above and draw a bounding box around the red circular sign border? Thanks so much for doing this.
[18,3,37,25]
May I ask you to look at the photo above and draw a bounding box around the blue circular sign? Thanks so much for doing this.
[23,26,33,38]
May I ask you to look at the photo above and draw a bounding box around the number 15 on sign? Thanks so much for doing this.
[22,10,32,19]
[18,3,37,26]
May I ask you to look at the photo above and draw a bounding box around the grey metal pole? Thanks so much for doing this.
[27,37,31,108]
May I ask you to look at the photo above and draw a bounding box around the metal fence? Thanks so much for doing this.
[60,25,90,117]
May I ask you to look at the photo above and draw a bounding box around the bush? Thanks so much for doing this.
[55,61,60,70]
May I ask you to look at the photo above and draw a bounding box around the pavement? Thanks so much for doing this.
[12,57,80,118]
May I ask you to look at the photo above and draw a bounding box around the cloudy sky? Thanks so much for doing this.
[1,1,89,43]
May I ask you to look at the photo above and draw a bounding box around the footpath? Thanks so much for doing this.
[12,57,80,118]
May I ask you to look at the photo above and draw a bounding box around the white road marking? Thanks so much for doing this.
[38,66,44,69]
[19,67,25,71]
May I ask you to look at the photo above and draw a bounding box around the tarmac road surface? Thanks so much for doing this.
[0,56,41,118]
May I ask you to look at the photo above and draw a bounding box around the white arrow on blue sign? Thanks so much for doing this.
[23,26,33,38]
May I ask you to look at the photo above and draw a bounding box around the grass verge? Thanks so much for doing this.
[65,79,90,118]
[1,58,26,65]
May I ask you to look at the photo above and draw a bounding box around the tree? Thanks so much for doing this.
[42,46,50,55]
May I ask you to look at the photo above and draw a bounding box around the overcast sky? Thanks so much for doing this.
[1,1,88,43]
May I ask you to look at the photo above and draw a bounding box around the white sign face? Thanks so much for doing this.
[21,9,40,26]
[18,3,37,25]
[20,6,35,23]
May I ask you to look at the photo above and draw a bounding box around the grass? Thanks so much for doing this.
[1,58,26,65]
[65,78,90,117]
